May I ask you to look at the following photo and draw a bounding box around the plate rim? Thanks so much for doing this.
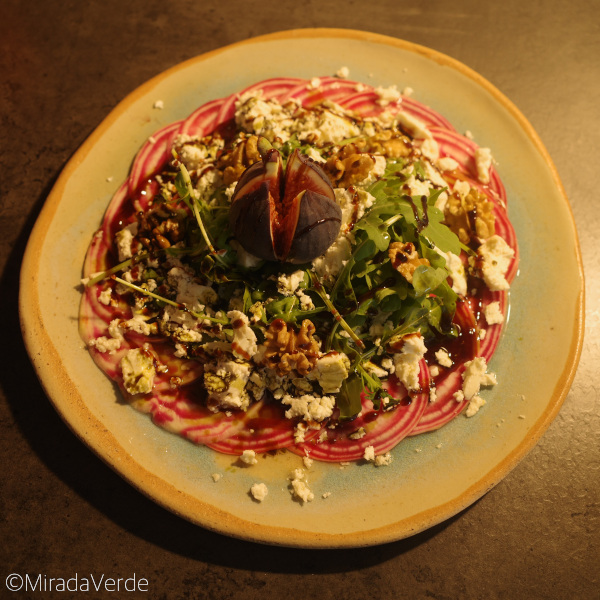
[19,27,585,548]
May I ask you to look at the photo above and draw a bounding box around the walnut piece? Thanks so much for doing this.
[138,206,185,251]
[217,135,261,185]
[325,143,376,188]
[262,318,320,376]
[444,187,496,244]
[388,242,430,283]
[367,130,412,158]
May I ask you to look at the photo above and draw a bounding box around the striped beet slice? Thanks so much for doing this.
[411,297,479,435]
[127,120,183,198]
[477,289,508,362]
[205,398,322,455]
[237,77,307,103]
[140,383,246,445]
[401,97,456,131]
[493,205,519,285]
[179,97,225,137]
[410,369,467,435]
[290,362,430,462]
[432,127,507,204]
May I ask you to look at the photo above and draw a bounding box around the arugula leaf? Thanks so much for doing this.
[412,265,448,297]
[336,375,364,420]
[420,206,462,255]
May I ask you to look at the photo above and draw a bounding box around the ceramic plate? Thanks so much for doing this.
[19,29,583,548]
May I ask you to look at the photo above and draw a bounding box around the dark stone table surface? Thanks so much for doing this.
[1,1,598,598]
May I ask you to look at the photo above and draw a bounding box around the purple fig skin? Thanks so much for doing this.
[286,190,342,263]
[229,182,276,261]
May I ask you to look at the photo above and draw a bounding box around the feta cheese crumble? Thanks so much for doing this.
[312,353,350,393]
[461,357,497,400]
[250,483,268,502]
[474,147,493,184]
[120,348,155,395]
[484,301,504,325]
[282,394,336,422]
[477,235,515,292]
[240,449,258,465]
[289,469,314,504]
[393,334,427,391]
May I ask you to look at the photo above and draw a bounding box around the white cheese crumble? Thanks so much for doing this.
[240,449,258,465]
[296,108,361,144]
[312,234,352,280]
[445,251,467,296]
[336,66,350,79]
[89,318,124,354]
[420,138,440,161]
[465,395,486,417]
[436,156,459,172]
[349,427,366,440]
[250,482,268,502]
[453,179,471,199]
[374,453,393,467]
[123,314,154,336]
[484,301,504,325]
[289,469,314,503]
[296,289,315,310]
[179,144,208,171]
[211,473,222,482]
[227,310,258,360]
[88,336,121,354]
[282,394,336,422]
[277,270,305,296]
[477,235,515,292]
[120,348,155,395]
[392,334,427,391]
[395,111,431,140]
[204,360,252,411]
[474,147,493,184]
[363,445,376,461]
[168,266,218,310]
[98,288,112,305]
[335,187,375,230]
[375,84,401,106]
[462,357,497,400]
[115,222,138,262]
[435,348,453,368]
[312,353,350,393]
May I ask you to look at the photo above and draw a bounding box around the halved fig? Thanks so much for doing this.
[229,139,341,263]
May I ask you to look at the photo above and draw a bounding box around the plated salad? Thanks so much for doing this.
[80,75,518,500]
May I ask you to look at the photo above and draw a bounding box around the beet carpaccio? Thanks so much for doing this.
[80,75,518,501]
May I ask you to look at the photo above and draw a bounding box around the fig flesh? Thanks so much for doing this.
[229,141,341,263]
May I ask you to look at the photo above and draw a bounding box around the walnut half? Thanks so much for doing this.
[388,241,430,283]
[262,318,320,376]
[217,135,261,185]
[444,187,496,244]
